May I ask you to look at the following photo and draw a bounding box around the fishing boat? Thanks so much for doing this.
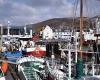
[19,35,46,57]
[16,56,67,80]
[58,0,100,79]
[18,26,46,58]
[3,51,22,62]
[16,56,53,80]
[77,0,100,79]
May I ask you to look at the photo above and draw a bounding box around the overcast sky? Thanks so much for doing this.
[0,0,100,26]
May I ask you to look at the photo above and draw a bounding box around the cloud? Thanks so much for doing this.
[0,0,4,5]
[0,0,3,4]
[0,0,100,26]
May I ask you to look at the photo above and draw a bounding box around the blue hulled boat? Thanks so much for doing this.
[3,51,22,62]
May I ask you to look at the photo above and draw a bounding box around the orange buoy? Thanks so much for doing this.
[1,62,8,74]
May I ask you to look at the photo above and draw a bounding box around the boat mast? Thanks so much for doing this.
[80,0,83,59]
[7,21,10,36]
[0,24,3,50]
[75,0,84,78]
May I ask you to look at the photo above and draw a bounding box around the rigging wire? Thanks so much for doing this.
[72,0,79,63]
[72,0,79,30]
[84,0,93,64]
[84,0,90,30]
[85,0,100,64]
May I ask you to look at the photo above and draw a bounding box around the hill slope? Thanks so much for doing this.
[26,17,99,32]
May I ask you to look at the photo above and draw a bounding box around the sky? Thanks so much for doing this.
[0,0,100,26]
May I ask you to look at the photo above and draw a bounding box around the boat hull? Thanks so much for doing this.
[4,51,22,62]
[23,47,46,57]
[26,51,46,57]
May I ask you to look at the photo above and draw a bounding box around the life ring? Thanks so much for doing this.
[34,46,42,54]
[34,46,44,57]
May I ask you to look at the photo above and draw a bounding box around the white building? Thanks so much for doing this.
[54,29,72,40]
[84,28,96,41]
[42,25,73,40]
[41,25,98,42]
[42,25,54,39]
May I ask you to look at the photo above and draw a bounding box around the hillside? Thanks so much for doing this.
[26,17,95,32]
